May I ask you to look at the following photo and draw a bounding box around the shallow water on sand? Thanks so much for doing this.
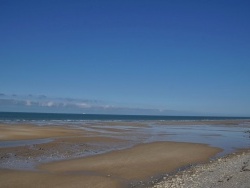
[71,121,250,157]
[145,124,250,157]
[0,138,53,148]
[0,120,249,170]
[2,120,250,156]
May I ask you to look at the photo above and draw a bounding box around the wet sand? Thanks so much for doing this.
[0,120,249,188]
[0,124,83,140]
[0,142,220,188]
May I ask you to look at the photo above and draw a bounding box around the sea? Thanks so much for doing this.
[0,111,249,122]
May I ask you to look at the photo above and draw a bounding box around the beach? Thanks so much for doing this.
[154,150,250,188]
[0,119,249,187]
[1,0,250,187]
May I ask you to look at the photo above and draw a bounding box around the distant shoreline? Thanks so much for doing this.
[1,111,249,122]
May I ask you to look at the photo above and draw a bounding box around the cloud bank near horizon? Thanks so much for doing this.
[0,93,189,115]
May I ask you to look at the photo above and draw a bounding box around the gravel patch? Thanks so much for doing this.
[153,150,250,188]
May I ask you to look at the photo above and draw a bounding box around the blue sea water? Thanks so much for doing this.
[0,112,249,122]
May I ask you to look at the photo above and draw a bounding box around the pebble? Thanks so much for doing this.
[152,151,250,188]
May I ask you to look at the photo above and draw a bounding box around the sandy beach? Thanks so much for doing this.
[0,120,249,188]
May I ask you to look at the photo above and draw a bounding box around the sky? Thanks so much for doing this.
[0,0,250,116]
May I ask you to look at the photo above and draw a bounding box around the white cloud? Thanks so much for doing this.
[75,102,91,108]
[39,101,56,107]
[47,101,54,107]
[25,100,32,106]
[0,93,189,115]
[102,105,113,109]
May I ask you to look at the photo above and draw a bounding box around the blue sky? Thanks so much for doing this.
[1,0,250,116]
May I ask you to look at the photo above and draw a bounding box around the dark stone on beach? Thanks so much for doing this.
[226,176,232,181]
[241,160,250,171]
[242,165,250,171]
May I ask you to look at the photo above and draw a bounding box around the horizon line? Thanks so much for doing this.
[1,111,250,118]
